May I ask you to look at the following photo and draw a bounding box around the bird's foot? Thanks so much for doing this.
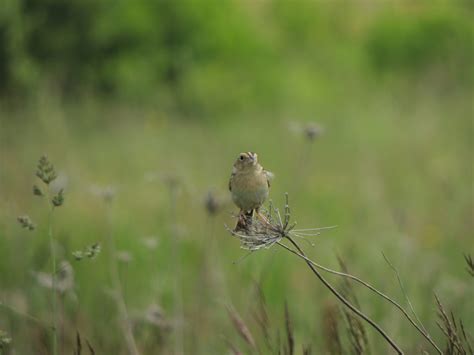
[234,212,251,232]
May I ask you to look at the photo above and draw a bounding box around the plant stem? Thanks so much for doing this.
[280,236,404,354]
[277,241,442,354]
[48,206,57,355]
[105,202,140,355]
[169,183,184,355]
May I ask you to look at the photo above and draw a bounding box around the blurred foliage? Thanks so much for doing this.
[0,0,473,115]
[0,1,473,353]
[1,0,276,112]
[366,9,474,79]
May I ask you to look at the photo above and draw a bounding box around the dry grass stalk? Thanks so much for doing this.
[284,301,295,355]
[252,283,272,351]
[322,302,343,355]
[435,295,473,355]
[75,332,82,355]
[100,190,140,355]
[226,305,257,351]
[74,332,95,355]
[464,254,474,277]
[302,344,312,355]
[337,258,370,354]
[275,329,281,355]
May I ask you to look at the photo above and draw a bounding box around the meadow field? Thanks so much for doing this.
[0,1,473,354]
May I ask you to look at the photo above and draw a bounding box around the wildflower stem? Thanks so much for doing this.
[280,236,404,354]
[277,241,442,354]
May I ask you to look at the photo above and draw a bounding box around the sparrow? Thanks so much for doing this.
[228,152,272,230]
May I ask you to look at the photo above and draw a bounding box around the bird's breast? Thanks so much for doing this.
[231,170,269,211]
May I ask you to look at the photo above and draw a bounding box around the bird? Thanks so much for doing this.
[228,152,272,231]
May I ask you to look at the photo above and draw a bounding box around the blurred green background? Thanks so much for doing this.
[0,0,473,353]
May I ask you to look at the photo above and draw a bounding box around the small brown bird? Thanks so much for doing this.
[229,152,272,230]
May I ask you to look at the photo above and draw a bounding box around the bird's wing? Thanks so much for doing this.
[228,172,235,191]
[264,170,274,188]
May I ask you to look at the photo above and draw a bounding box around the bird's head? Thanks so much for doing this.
[234,151,258,170]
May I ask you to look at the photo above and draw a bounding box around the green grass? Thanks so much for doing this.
[0,75,472,353]
[0,3,473,352]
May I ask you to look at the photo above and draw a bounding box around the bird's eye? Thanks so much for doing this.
[239,155,244,161]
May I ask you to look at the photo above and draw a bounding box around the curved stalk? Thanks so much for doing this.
[280,236,404,354]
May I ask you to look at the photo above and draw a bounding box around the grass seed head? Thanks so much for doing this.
[73,243,101,261]
[51,188,65,207]
[36,155,57,185]
[17,215,35,230]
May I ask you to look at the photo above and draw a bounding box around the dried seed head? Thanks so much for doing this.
[227,194,334,251]
[464,254,474,277]
[227,196,295,251]
[204,191,223,216]
[226,305,257,349]
[17,215,35,230]
[304,123,324,141]
[36,155,57,185]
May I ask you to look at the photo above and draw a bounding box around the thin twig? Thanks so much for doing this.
[276,241,442,354]
[382,252,427,334]
[280,237,404,354]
